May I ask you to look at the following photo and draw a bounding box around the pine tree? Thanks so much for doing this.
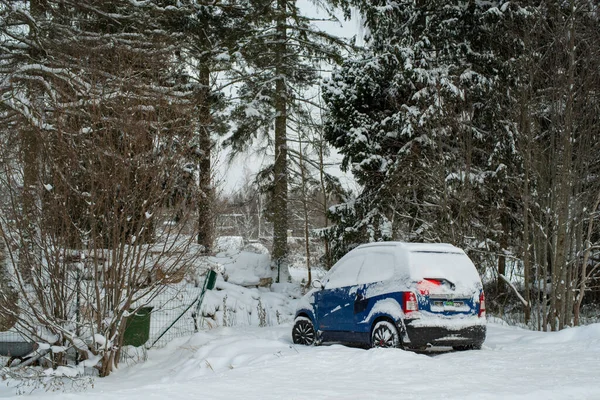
[224,0,349,281]
[173,1,254,253]
[323,1,514,259]
[324,0,600,330]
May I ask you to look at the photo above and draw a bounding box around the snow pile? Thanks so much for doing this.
[147,327,301,381]
[141,274,301,349]
[198,278,300,328]
[242,242,270,255]
[214,236,245,255]
[520,322,600,344]
[288,265,327,284]
[2,318,600,398]
[211,237,271,287]
[42,322,599,400]
[129,322,600,399]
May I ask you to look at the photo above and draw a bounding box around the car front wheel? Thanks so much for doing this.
[371,320,400,349]
[292,317,316,345]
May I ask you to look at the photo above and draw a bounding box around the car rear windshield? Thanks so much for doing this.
[407,250,482,292]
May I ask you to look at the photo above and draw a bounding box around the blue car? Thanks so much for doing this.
[292,242,486,350]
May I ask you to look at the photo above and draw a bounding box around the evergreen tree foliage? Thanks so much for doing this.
[323,1,519,260]
[223,0,349,278]
[324,0,600,330]
[167,1,255,252]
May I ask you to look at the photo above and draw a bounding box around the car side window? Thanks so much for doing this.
[356,252,395,285]
[325,255,365,289]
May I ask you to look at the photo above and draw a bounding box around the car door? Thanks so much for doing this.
[353,251,397,335]
[315,253,365,341]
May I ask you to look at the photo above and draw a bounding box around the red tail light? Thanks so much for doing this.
[417,279,442,295]
[403,291,418,314]
[479,291,486,318]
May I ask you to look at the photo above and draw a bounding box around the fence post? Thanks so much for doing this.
[276,258,281,283]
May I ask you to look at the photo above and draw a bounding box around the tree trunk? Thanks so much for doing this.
[573,191,600,325]
[298,134,311,285]
[497,213,508,295]
[197,64,213,253]
[20,126,39,283]
[18,0,47,283]
[318,133,331,269]
[521,110,532,325]
[554,0,576,329]
[272,0,289,281]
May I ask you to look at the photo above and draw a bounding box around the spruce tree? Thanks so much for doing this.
[224,0,348,281]
[171,1,254,253]
[322,1,525,261]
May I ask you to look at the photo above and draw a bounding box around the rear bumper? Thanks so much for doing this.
[402,320,486,348]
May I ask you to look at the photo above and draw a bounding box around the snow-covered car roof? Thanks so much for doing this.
[355,241,460,254]
[352,242,481,292]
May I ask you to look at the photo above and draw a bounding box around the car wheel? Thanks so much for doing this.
[371,320,400,349]
[453,344,482,351]
[292,317,316,345]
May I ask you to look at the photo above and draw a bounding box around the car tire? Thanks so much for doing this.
[371,320,400,349]
[453,344,482,351]
[292,317,316,345]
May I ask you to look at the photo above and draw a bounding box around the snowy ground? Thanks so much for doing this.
[1,320,599,399]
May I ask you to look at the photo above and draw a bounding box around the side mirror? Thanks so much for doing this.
[312,279,324,290]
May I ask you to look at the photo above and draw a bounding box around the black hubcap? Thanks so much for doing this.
[293,321,315,345]
[372,326,395,348]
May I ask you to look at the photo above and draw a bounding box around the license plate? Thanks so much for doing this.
[432,300,464,308]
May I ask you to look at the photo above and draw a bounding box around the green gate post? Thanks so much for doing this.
[204,269,217,291]
[193,269,217,331]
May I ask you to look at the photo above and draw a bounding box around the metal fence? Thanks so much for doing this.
[145,270,216,349]
[0,271,216,368]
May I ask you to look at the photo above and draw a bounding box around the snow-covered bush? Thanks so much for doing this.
[197,278,300,329]
[0,0,199,377]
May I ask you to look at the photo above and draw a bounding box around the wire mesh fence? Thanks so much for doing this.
[0,279,213,368]
[0,331,37,362]
[0,266,294,369]
[145,272,215,349]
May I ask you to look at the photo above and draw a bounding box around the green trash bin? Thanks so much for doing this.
[123,306,153,347]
